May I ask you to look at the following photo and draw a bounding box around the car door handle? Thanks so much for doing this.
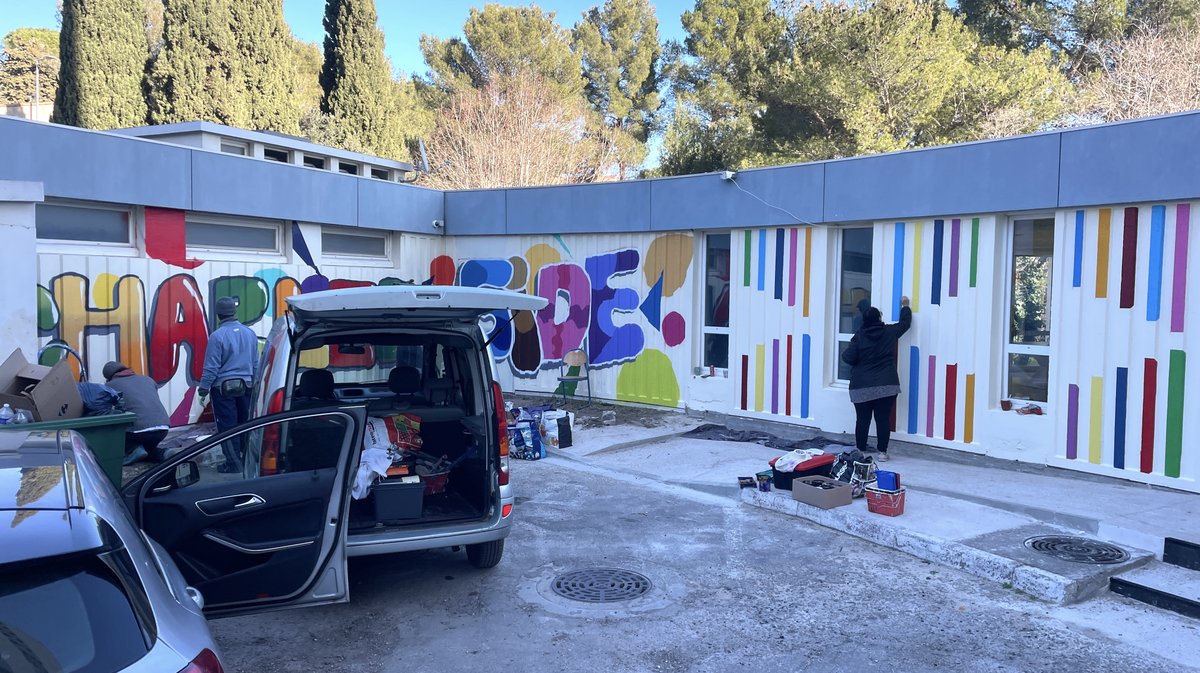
[195,493,266,516]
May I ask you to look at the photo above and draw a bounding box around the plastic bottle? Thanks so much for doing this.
[0,404,13,425]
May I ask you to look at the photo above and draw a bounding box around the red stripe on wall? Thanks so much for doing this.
[1119,207,1139,309]
[740,354,749,411]
[785,335,793,416]
[1141,358,1157,474]
[944,364,957,440]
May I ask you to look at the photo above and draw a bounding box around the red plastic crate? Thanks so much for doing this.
[866,486,906,516]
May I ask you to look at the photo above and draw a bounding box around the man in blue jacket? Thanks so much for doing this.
[199,296,259,473]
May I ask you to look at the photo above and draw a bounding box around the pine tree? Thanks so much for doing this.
[573,0,663,178]
[0,28,60,108]
[146,0,247,126]
[320,0,407,159]
[52,0,149,128]
[231,0,300,133]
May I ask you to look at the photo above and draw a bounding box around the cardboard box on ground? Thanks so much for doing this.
[0,349,83,421]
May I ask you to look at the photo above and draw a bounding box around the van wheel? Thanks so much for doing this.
[466,540,504,569]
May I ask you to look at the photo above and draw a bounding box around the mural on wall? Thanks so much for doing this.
[433,232,695,407]
[1059,203,1195,481]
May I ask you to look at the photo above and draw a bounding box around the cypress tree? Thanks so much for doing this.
[321,0,404,158]
[52,0,149,128]
[231,0,300,133]
[146,0,248,126]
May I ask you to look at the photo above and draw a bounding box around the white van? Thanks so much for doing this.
[122,285,546,616]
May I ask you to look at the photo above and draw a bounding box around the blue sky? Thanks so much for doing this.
[1,1,695,78]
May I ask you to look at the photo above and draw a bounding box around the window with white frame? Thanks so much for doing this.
[836,227,874,381]
[263,147,290,163]
[322,227,389,258]
[702,233,730,369]
[220,140,248,156]
[35,203,133,245]
[1005,217,1054,403]
[186,216,282,253]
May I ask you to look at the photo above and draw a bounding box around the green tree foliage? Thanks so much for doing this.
[958,0,1200,79]
[231,0,300,133]
[0,28,60,107]
[53,0,149,128]
[420,4,583,96]
[320,0,416,159]
[291,39,324,112]
[662,0,1072,174]
[146,0,247,126]
[573,0,663,178]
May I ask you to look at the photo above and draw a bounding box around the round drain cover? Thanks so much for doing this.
[550,568,653,603]
[1024,535,1130,564]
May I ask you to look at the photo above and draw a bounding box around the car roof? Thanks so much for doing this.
[285,285,548,331]
[0,429,109,565]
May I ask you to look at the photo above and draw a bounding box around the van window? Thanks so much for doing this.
[298,344,423,385]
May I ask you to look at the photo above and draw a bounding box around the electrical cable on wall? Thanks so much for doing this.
[721,170,821,227]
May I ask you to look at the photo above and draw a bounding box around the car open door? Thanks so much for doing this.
[123,406,365,618]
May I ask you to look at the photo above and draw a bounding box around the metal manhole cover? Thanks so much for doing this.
[1024,535,1130,564]
[550,568,653,603]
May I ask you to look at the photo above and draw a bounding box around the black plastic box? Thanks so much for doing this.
[373,478,424,522]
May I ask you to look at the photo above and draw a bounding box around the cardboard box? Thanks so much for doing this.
[791,476,853,509]
[0,349,83,422]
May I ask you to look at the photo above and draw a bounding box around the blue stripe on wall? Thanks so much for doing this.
[801,334,811,418]
[774,228,785,300]
[908,345,920,433]
[1148,205,1165,321]
[757,228,766,292]
[892,222,905,319]
[1114,366,1128,469]
[931,220,944,305]
[1073,209,1084,288]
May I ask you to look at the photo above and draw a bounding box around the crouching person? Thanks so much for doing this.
[102,361,170,465]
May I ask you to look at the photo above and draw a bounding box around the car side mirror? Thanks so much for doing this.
[175,460,200,489]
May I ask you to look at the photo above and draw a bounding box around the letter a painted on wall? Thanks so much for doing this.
[148,274,209,385]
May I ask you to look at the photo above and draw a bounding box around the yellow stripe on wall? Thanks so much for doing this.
[802,227,812,317]
[964,373,975,443]
[755,344,765,412]
[1096,209,1111,299]
[1089,376,1104,464]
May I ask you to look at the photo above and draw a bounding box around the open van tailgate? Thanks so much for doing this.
[286,285,548,331]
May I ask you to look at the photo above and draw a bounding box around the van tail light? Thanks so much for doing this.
[261,388,284,475]
[180,649,224,673]
[492,381,509,487]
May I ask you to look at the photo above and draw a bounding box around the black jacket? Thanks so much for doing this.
[841,306,912,390]
[106,371,170,432]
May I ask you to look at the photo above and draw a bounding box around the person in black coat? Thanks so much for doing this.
[841,297,912,461]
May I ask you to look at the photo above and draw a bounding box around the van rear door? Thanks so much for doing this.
[286,286,547,333]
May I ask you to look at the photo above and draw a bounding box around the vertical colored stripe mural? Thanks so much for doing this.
[774,228,784,301]
[912,222,923,311]
[785,334,793,416]
[1089,377,1103,464]
[949,218,961,298]
[892,222,905,318]
[743,230,751,288]
[787,228,798,307]
[926,355,936,437]
[1147,205,1165,321]
[1114,367,1128,470]
[1066,384,1080,460]
[754,344,765,412]
[1141,358,1157,474]
[969,217,979,289]
[964,374,975,444]
[1119,207,1138,309]
[740,354,748,410]
[944,364,957,440]
[1172,204,1190,332]
[802,227,812,317]
[1166,350,1185,478]
[1072,210,1084,288]
[931,219,944,305]
[800,334,811,418]
[1096,208,1111,299]
[757,229,766,292]
[908,346,919,434]
[771,338,780,414]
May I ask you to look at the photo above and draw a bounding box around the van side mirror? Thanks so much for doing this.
[175,461,200,489]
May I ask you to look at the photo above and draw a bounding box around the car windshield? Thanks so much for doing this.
[0,552,151,673]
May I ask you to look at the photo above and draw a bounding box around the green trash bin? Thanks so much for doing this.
[0,413,137,487]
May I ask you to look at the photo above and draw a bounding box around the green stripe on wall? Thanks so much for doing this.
[969,217,980,288]
[743,229,752,288]
[1166,350,1186,478]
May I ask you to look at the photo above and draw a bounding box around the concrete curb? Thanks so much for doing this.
[740,489,1150,605]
